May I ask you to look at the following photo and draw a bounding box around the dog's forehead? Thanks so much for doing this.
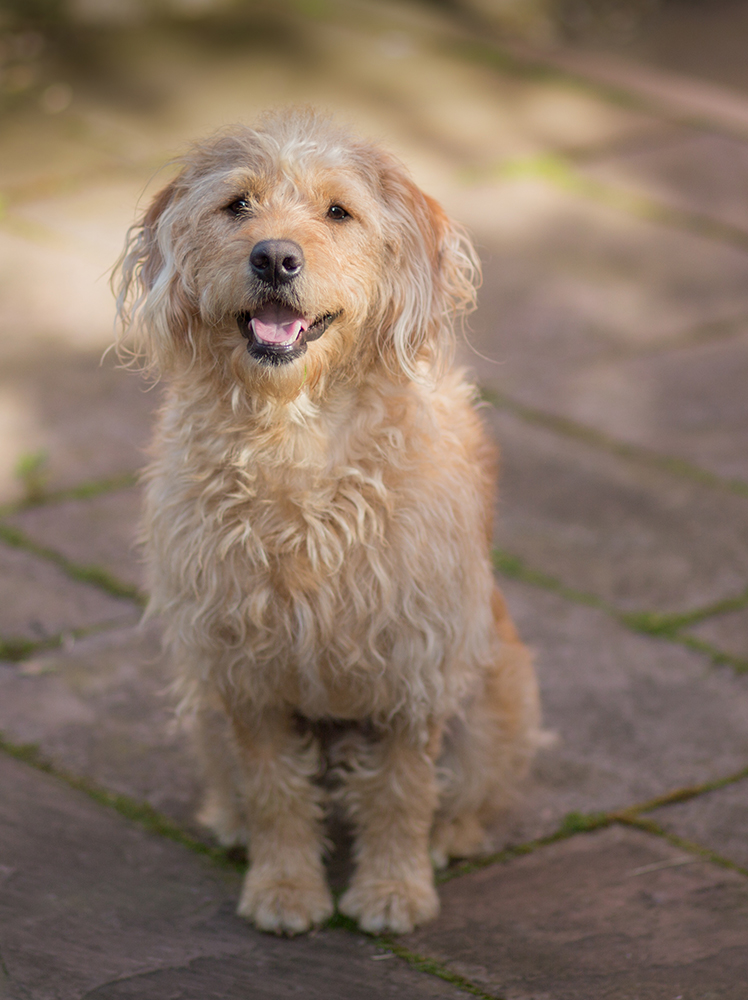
[187,123,385,195]
[215,155,379,208]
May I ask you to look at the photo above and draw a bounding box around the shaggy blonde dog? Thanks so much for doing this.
[117,108,540,936]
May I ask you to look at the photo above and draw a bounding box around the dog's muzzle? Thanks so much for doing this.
[237,308,341,365]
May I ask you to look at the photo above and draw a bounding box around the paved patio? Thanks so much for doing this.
[0,2,746,997]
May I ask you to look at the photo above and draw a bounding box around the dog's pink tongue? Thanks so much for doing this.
[250,304,308,345]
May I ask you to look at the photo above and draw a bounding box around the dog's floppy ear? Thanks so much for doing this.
[377,159,480,379]
[115,176,196,372]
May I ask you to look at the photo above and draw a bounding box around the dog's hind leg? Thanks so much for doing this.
[338,721,442,933]
[192,706,248,847]
[431,588,540,867]
[230,707,333,935]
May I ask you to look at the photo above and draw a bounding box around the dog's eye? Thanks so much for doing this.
[327,205,350,221]
[226,197,252,217]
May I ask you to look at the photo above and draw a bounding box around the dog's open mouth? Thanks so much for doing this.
[237,303,340,365]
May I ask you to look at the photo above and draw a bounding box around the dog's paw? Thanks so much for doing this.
[237,869,334,935]
[339,877,439,934]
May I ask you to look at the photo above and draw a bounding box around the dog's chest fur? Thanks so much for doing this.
[145,374,496,721]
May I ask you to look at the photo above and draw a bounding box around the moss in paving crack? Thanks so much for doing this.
[620,814,748,878]
[673,634,748,673]
[440,769,748,885]
[377,938,506,1000]
[0,470,139,518]
[0,634,37,661]
[630,766,748,816]
[556,809,611,835]
[621,584,748,636]
[0,617,139,664]
[485,141,748,251]
[492,548,605,611]
[481,386,748,500]
[438,809,614,885]
[493,546,748,673]
[0,732,242,873]
[0,522,146,607]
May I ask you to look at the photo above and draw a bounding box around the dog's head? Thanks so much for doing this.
[117,109,479,400]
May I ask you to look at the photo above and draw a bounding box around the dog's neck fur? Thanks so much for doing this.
[160,358,436,483]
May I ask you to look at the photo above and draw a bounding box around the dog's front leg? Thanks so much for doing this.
[230,708,333,934]
[339,722,442,933]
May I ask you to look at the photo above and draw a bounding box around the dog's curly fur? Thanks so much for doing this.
[116,108,541,935]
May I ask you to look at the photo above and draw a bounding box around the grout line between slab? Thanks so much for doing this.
[492,547,748,673]
[619,766,748,816]
[0,470,139,519]
[0,614,140,663]
[480,388,748,501]
[0,732,241,872]
[440,767,748,885]
[0,522,146,608]
[618,814,748,879]
[373,938,506,1000]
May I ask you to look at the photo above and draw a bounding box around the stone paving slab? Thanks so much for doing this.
[453,180,748,482]
[455,179,748,351]
[9,485,144,590]
[0,623,197,826]
[0,348,157,504]
[488,408,748,615]
[650,778,748,871]
[0,543,137,644]
[524,325,748,485]
[499,578,748,841]
[406,824,748,1000]
[582,129,748,235]
[0,753,465,1000]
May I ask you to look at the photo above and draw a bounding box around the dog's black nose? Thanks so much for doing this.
[249,240,305,286]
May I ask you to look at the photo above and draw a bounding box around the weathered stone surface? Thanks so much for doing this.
[493,578,748,843]
[686,606,748,661]
[529,325,748,485]
[0,623,197,826]
[0,543,137,642]
[0,345,157,504]
[9,485,144,590]
[454,180,748,481]
[0,753,466,1000]
[2,5,748,995]
[648,778,748,869]
[457,179,748,357]
[582,129,748,234]
[407,825,748,1000]
[488,407,748,614]
[649,779,748,871]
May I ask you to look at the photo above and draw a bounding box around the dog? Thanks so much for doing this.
[116,108,540,936]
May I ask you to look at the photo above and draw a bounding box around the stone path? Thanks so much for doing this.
[1,3,747,997]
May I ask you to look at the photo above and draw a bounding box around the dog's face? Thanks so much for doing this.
[118,110,477,400]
